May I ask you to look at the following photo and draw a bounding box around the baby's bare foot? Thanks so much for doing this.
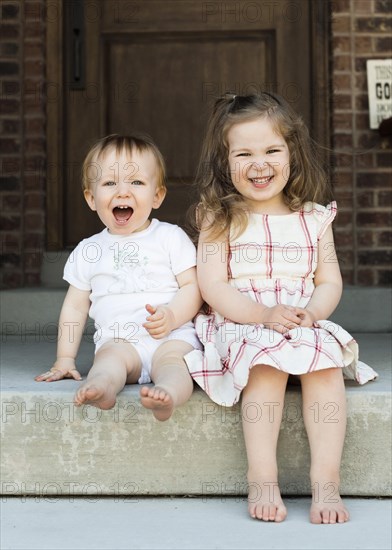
[140,385,174,421]
[74,381,116,410]
[248,479,287,522]
[310,481,349,524]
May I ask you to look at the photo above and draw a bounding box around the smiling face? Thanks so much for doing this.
[83,147,166,235]
[227,115,291,214]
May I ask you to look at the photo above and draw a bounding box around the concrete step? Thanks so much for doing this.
[1,286,391,335]
[1,333,391,497]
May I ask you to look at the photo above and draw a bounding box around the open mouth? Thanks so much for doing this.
[113,206,133,224]
[249,175,273,188]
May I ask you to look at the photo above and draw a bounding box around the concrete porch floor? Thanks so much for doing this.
[2,496,391,550]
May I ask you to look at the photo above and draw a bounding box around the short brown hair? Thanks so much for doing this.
[82,134,167,192]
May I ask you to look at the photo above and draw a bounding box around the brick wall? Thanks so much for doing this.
[0,0,391,288]
[331,0,392,285]
[0,0,46,288]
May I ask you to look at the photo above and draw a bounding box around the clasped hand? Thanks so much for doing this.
[143,303,175,339]
[260,305,317,334]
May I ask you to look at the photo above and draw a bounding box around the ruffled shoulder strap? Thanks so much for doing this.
[302,201,337,240]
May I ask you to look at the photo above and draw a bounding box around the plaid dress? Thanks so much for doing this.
[185,202,377,406]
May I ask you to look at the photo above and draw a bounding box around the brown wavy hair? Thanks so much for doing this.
[191,92,333,240]
[81,133,167,192]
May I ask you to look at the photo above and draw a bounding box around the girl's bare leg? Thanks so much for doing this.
[300,368,349,524]
[242,364,289,521]
[140,340,194,421]
[74,340,142,409]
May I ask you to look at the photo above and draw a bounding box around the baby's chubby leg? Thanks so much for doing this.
[140,340,194,421]
[74,340,142,410]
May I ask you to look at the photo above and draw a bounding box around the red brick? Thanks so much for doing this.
[357,269,376,285]
[333,73,352,91]
[334,153,354,168]
[358,249,392,265]
[331,0,351,13]
[333,93,352,110]
[375,0,392,13]
[0,215,20,230]
[355,17,392,32]
[0,25,19,39]
[355,132,381,149]
[0,99,19,115]
[378,190,392,206]
[335,210,353,226]
[334,189,353,207]
[355,152,375,168]
[353,0,375,13]
[24,117,44,134]
[333,37,351,54]
[334,231,354,246]
[1,158,21,173]
[332,15,351,33]
[357,231,375,246]
[334,134,353,148]
[377,152,392,167]
[2,194,21,210]
[355,113,371,131]
[2,81,20,96]
[357,211,392,227]
[25,192,44,210]
[334,171,353,186]
[341,270,354,285]
[25,138,45,154]
[2,119,20,133]
[0,138,20,153]
[24,272,41,285]
[357,191,375,207]
[354,36,373,53]
[375,37,392,51]
[378,231,392,246]
[357,172,391,187]
[334,56,352,71]
[25,213,44,231]
[377,270,392,285]
[333,112,353,131]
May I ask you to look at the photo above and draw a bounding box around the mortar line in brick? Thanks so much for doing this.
[20,0,26,286]
[350,0,359,285]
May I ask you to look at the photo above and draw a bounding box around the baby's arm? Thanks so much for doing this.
[299,225,343,326]
[143,266,203,339]
[35,285,90,381]
[197,225,301,333]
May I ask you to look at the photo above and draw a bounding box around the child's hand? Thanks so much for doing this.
[260,305,302,334]
[34,358,82,382]
[296,308,317,327]
[143,304,175,339]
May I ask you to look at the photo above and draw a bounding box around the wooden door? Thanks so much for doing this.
[47,0,330,248]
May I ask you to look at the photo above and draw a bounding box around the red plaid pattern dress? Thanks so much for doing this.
[185,202,377,406]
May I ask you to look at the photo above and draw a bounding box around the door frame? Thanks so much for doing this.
[46,0,331,249]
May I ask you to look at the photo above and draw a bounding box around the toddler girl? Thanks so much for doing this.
[185,93,377,523]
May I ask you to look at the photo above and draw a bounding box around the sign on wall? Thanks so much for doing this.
[366,59,392,130]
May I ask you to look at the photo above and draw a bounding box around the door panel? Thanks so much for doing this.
[56,0,322,247]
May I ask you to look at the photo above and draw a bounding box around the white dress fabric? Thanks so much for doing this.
[185,202,378,406]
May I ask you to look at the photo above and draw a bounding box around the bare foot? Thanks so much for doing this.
[310,481,350,524]
[248,478,287,522]
[74,380,117,410]
[140,385,174,421]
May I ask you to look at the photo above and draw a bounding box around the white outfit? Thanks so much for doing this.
[64,219,202,383]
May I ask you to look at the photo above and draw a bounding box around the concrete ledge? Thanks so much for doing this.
[1,286,391,334]
[1,334,391,497]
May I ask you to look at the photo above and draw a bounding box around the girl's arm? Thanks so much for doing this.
[197,225,301,331]
[301,225,343,324]
[143,266,203,339]
[35,285,90,381]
